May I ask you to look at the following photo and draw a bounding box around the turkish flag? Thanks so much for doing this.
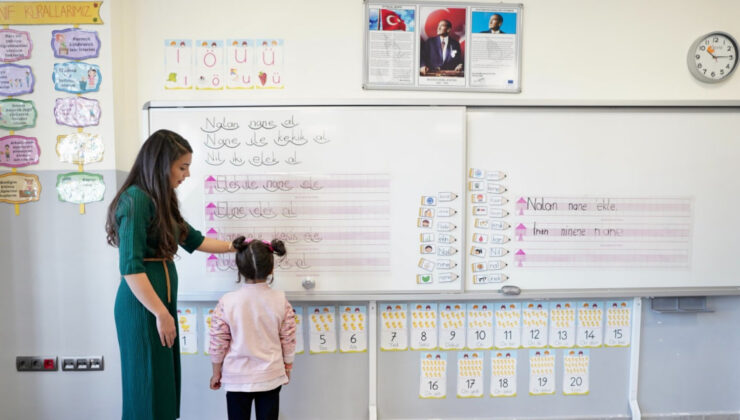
[380,9,406,31]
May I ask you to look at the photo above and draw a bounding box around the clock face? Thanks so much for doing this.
[688,32,738,83]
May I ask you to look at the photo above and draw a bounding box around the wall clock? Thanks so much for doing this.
[687,31,738,83]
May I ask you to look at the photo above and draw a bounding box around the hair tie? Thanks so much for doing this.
[247,239,274,252]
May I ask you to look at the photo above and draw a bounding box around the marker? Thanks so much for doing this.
[437,260,458,270]
[490,234,511,244]
[489,247,510,257]
[489,208,510,218]
[488,184,507,194]
[486,171,507,181]
[438,192,458,202]
[438,272,460,283]
[438,234,457,244]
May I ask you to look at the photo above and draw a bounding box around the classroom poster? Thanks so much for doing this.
[562,349,590,395]
[308,306,337,354]
[410,302,438,350]
[528,349,555,395]
[605,300,632,347]
[366,5,416,86]
[202,307,215,355]
[576,302,604,348]
[294,306,304,354]
[522,301,548,348]
[380,303,408,351]
[178,307,197,355]
[439,302,465,350]
[255,39,284,89]
[548,302,576,348]
[339,305,367,353]
[164,39,193,89]
[494,302,521,349]
[491,350,517,397]
[225,39,254,89]
[456,351,483,398]
[195,39,224,90]
[466,303,493,350]
[419,352,447,399]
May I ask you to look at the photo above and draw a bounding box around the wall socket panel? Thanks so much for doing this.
[61,356,104,371]
[16,356,58,371]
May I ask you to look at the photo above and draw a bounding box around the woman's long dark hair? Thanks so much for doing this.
[105,129,193,259]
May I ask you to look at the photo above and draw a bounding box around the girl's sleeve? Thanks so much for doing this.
[280,300,297,364]
[180,221,205,254]
[209,300,231,363]
[116,190,150,275]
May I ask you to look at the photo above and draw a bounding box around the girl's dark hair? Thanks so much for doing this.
[105,129,193,259]
[232,236,287,282]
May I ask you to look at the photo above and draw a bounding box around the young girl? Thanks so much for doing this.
[209,236,296,420]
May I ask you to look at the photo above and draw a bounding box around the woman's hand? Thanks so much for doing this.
[156,310,177,347]
[210,372,222,390]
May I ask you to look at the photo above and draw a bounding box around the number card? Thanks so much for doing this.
[529,349,555,395]
[466,303,493,350]
[456,351,484,398]
[522,301,548,348]
[294,307,304,355]
[576,302,604,348]
[548,302,576,348]
[494,302,521,349]
[309,306,337,354]
[411,303,438,350]
[203,307,215,355]
[563,349,590,395]
[605,300,632,347]
[420,352,447,399]
[439,302,466,350]
[380,303,408,351]
[491,350,517,397]
[177,307,197,355]
[339,305,367,353]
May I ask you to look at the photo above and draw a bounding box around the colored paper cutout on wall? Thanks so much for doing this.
[0,135,39,168]
[0,29,32,62]
[0,63,34,96]
[0,172,41,204]
[55,132,103,164]
[51,28,100,59]
[0,2,104,25]
[56,171,104,204]
[0,98,36,130]
[52,61,101,93]
[54,96,101,127]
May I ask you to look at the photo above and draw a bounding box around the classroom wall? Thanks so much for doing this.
[2,0,740,419]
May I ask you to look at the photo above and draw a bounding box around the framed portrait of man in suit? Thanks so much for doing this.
[418,6,466,87]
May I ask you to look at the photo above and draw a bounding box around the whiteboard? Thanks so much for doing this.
[466,107,740,294]
[147,105,466,295]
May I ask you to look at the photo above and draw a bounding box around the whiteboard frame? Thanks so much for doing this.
[144,102,740,300]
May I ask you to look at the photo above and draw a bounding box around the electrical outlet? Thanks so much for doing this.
[16,356,57,372]
[61,356,104,371]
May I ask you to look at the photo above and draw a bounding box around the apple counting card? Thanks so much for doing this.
[605,300,632,347]
[494,302,521,349]
[456,351,484,398]
[411,303,438,350]
[308,306,337,354]
[203,307,215,355]
[420,352,447,399]
[576,302,604,348]
[294,307,304,354]
[491,350,517,397]
[563,349,590,395]
[177,307,197,355]
[548,302,576,348]
[380,303,408,351]
[529,349,555,395]
[466,303,493,350]
[339,305,367,353]
[522,302,549,348]
[439,303,466,350]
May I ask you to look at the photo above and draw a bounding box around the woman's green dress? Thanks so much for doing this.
[113,186,204,420]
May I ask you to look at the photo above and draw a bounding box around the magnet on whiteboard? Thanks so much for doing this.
[489,208,510,218]
[437,234,457,244]
[486,171,507,181]
[489,221,511,230]
[421,196,437,206]
[474,218,490,228]
[490,234,511,244]
[471,193,487,203]
[468,180,485,191]
[489,247,509,257]
[489,196,509,206]
[302,277,315,290]
[487,261,508,271]
[436,259,457,270]
[487,184,507,194]
[468,168,485,179]
[437,207,457,217]
[438,192,458,201]
[438,272,459,283]
[416,274,434,284]
[436,222,457,232]
[437,246,458,256]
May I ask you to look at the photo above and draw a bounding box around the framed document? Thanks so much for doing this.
[363,2,523,93]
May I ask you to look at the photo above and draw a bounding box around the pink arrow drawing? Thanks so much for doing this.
[516,197,526,215]
[207,254,218,272]
[515,223,527,241]
[205,175,217,194]
[515,249,526,267]
[206,203,217,221]
[206,228,218,239]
